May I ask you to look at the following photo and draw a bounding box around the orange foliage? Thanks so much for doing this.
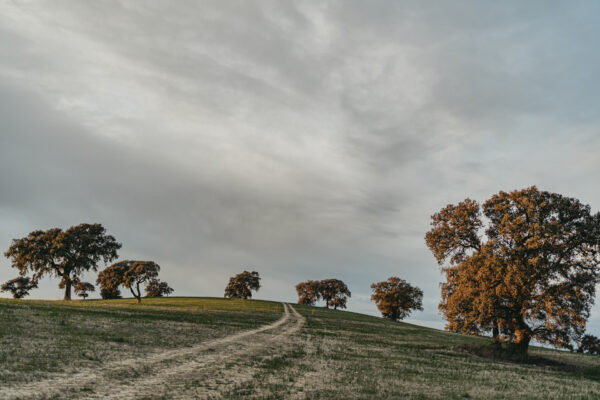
[295,280,322,305]
[426,187,600,354]
[371,277,423,321]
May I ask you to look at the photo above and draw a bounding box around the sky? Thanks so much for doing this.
[1,1,600,333]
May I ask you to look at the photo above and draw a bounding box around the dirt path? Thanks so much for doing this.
[0,303,305,400]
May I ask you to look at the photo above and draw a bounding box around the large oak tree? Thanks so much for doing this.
[425,187,600,355]
[4,223,121,300]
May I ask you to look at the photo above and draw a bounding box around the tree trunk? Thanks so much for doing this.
[130,287,141,303]
[509,328,531,358]
[492,320,499,341]
[63,280,72,301]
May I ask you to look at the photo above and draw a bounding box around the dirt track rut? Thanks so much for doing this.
[1,303,306,399]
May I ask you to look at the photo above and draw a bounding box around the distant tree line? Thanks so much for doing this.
[1,223,173,302]
[4,185,600,359]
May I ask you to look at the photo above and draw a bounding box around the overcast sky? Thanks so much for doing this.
[1,1,600,332]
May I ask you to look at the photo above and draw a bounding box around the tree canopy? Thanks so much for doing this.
[146,280,174,297]
[295,280,322,305]
[74,281,95,300]
[0,276,38,299]
[578,334,600,355]
[371,277,423,321]
[97,260,170,303]
[320,279,351,310]
[100,286,122,299]
[224,270,260,299]
[425,187,600,354]
[4,223,121,300]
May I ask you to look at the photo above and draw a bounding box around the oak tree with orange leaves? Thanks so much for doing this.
[425,187,600,355]
[295,280,322,305]
[371,277,423,321]
[224,270,260,299]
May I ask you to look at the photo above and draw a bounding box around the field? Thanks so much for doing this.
[1,297,599,399]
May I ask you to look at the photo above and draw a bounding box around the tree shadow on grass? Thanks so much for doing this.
[452,343,600,381]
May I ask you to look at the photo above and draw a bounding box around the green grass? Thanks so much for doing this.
[225,305,600,400]
[2,297,600,399]
[4,296,283,313]
[0,297,281,385]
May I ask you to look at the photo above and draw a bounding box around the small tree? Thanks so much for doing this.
[97,260,165,303]
[4,223,121,300]
[100,287,122,299]
[295,280,322,305]
[578,335,600,355]
[320,279,351,310]
[0,276,38,299]
[74,282,95,300]
[146,280,173,297]
[224,270,260,299]
[371,277,423,321]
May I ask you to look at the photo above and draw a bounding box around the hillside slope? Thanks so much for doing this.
[0,297,599,399]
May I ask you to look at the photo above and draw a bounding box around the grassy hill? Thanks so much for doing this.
[0,297,599,399]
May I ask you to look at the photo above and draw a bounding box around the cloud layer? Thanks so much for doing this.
[1,1,600,332]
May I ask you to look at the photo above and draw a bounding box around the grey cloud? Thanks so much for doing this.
[1,1,600,330]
